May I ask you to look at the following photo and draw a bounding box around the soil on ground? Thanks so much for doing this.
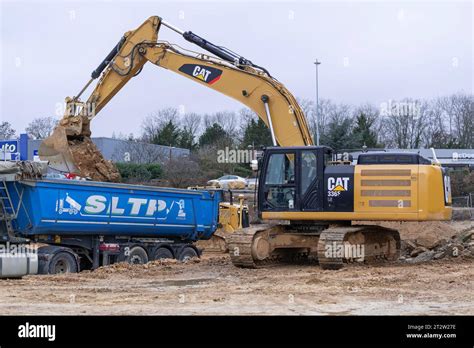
[1,221,472,315]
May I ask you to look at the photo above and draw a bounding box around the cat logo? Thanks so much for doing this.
[193,66,211,81]
[178,64,223,85]
[328,177,350,192]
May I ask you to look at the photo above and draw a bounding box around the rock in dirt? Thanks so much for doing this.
[408,250,435,263]
[416,236,445,249]
[411,246,428,257]
[455,228,474,244]
[433,251,446,260]
[403,240,418,252]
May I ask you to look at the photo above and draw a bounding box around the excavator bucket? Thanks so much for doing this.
[39,124,79,174]
[39,116,121,182]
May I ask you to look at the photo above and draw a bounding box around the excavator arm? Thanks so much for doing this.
[39,16,313,181]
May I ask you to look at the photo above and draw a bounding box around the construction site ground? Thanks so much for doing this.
[1,221,472,315]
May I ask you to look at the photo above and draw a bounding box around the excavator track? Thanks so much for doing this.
[316,228,346,270]
[317,225,401,269]
[227,224,286,268]
[228,224,401,270]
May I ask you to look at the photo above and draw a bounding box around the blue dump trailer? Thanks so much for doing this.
[0,177,221,276]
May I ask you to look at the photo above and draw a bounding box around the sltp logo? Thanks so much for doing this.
[179,64,222,84]
[56,193,187,219]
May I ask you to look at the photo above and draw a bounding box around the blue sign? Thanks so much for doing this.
[0,140,18,153]
[0,134,28,160]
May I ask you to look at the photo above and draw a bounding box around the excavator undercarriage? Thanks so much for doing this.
[227,223,401,269]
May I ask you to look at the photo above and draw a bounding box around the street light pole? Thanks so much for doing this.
[314,59,321,146]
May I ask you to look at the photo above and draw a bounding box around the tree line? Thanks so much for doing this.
[116,92,473,151]
[111,92,473,184]
[0,92,471,186]
[1,92,471,150]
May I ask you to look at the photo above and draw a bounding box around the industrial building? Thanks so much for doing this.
[0,134,190,164]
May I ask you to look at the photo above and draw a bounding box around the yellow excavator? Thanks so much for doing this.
[39,16,452,269]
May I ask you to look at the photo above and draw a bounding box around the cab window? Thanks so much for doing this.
[263,153,296,210]
[301,151,317,195]
[265,153,295,185]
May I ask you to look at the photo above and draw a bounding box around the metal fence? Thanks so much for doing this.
[452,194,474,208]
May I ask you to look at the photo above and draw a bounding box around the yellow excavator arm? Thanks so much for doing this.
[39,16,313,180]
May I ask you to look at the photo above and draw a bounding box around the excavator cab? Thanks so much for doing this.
[258,146,333,215]
[258,146,452,222]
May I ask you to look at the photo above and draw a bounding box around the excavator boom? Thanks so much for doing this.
[39,16,313,180]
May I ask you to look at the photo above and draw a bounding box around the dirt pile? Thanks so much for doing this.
[355,221,474,263]
[69,137,121,182]
[403,226,474,263]
[87,258,201,277]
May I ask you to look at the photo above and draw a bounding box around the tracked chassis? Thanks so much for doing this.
[227,223,401,270]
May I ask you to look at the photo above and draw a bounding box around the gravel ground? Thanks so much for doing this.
[0,251,472,315]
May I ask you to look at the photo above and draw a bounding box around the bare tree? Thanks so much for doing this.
[296,97,315,137]
[298,98,343,140]
[203,111,240,136]
[382,99,428,148]
[438,93,473,148]
[141,107,180,142]
[0,122,16,139]
[181,112,202,139]
[422,97,452,147]
[164,156,204,188]
[25,117,58,139]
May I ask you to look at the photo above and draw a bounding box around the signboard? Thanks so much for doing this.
[0,140,18,153]
[0,140,20,160]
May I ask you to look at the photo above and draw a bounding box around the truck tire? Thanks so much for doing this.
[152,247,173,260]
[178,247,198,262]
[48,252,78,274]
[126,246,149,265]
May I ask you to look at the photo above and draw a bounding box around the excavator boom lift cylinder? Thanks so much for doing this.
[39,15,313,181]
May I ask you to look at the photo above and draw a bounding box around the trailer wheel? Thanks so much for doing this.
[178,247,198,262]
[49,252,78,274]
[126,246,149,265]
[152,247,173,260]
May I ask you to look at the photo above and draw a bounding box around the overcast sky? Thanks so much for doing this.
[1,0,472,137]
